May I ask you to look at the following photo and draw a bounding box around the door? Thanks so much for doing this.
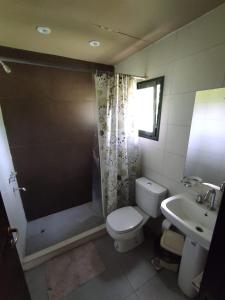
[200,191,225,300]
[0,193,31,300]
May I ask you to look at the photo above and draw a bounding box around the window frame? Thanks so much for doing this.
[136,76,164,141]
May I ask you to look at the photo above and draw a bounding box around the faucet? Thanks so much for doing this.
[195,194,203,204]
[204,188,216,210]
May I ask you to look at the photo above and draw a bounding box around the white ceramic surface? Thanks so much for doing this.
[161,193,217,250]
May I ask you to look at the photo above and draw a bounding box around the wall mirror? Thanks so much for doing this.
[184,87,225,186]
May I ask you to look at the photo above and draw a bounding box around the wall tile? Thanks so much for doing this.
[116,3,225,197]
[146,63,175,96]
[115,47,148,76]
[176,4,225,60]
[160,95,170,125]
[171,43,225,94]
[141,147,164,174]
[143,167,185,196]
[165,125,190,156]
[167,93,195,126]
[139,124,167,151]
[162,152,186,182]
[145,33,177,70]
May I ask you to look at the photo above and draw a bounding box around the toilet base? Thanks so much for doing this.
[114,229,144,253]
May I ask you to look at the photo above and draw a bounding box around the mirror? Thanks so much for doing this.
[184,87,225,186]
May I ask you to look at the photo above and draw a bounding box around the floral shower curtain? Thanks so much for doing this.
[95,73,140,217]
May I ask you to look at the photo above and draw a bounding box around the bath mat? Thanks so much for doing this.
[46,242,105,300]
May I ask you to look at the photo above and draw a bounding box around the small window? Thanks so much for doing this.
[136,76,164,140]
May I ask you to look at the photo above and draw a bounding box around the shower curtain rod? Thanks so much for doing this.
[0,56,109,74]
[95,69,146,79]
[0,56,146,79]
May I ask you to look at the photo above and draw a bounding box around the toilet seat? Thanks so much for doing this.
[107,206,143,234]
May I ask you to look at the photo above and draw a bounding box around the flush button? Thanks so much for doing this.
[147,182,152,185]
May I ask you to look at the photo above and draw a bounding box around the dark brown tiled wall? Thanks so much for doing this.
[0,63,97,220]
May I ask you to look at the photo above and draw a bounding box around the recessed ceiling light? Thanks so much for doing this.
[36,26,51,35]
[89,40,100,47]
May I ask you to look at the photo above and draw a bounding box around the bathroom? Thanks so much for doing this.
[0,1,225,300]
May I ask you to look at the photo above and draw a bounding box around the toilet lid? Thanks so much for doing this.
[107,206,143,233]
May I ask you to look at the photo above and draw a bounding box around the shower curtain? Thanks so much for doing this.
[95,73,140,217]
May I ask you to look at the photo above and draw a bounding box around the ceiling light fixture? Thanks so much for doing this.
[89,40,100,47]
[36,26,51,35]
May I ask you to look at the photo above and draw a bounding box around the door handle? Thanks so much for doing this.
[13,187,26,193]
[7,228,19,247]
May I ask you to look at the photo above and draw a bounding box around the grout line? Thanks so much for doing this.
[144,3,224,50]
[144,165,185,187]
[145,38,225,77]
[134,270,159,296]
[164,150,186,158]
[124,274,137,296]
[171,39,225,67]
[133,290,141,299]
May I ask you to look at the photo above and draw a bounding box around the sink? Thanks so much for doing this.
[161,193,217,250]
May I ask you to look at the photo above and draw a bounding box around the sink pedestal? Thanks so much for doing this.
[178,236,208,298]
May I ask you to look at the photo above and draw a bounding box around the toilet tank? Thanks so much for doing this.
[135,177,167,218]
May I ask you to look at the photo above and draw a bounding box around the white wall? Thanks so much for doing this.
[115,3,225,196]
[0,107,27,260]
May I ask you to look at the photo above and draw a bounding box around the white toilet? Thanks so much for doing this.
[106,177,167,252]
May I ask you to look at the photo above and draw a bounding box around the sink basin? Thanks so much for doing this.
[161,193,217,250]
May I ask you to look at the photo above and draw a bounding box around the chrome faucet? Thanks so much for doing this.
[195,194,203,204]
[204,188,216,210]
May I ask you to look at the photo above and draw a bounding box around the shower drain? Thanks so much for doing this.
[195,226,203,233]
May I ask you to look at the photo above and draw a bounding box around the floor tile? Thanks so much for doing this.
[136,270,188,300]
[25,264,48,300]
[94,236,156,290]
[94,235,126,269]
[25,235,189,300]
[123,258,156,290]
[124,292,139,300]
[64,267,133,300]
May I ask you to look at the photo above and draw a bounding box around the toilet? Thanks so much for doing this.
[106,177,167,252]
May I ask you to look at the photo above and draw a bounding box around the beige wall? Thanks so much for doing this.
[115,3,225,196]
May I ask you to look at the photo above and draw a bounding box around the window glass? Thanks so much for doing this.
[136,76,164,140]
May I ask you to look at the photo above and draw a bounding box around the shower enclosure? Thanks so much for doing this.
[0,58,107,257]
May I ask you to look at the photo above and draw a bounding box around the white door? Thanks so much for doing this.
[0,107,27,260]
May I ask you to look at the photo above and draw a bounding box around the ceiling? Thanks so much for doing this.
[0,0,224,65]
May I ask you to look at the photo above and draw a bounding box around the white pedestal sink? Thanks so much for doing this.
[161,193,217,298]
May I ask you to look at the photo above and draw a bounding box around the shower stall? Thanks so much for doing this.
[0,56,110,263]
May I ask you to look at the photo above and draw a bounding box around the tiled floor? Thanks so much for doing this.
[26,202,104,255]
[25,235,188,300]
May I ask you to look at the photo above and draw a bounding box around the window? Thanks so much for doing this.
[136,76,164,140]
